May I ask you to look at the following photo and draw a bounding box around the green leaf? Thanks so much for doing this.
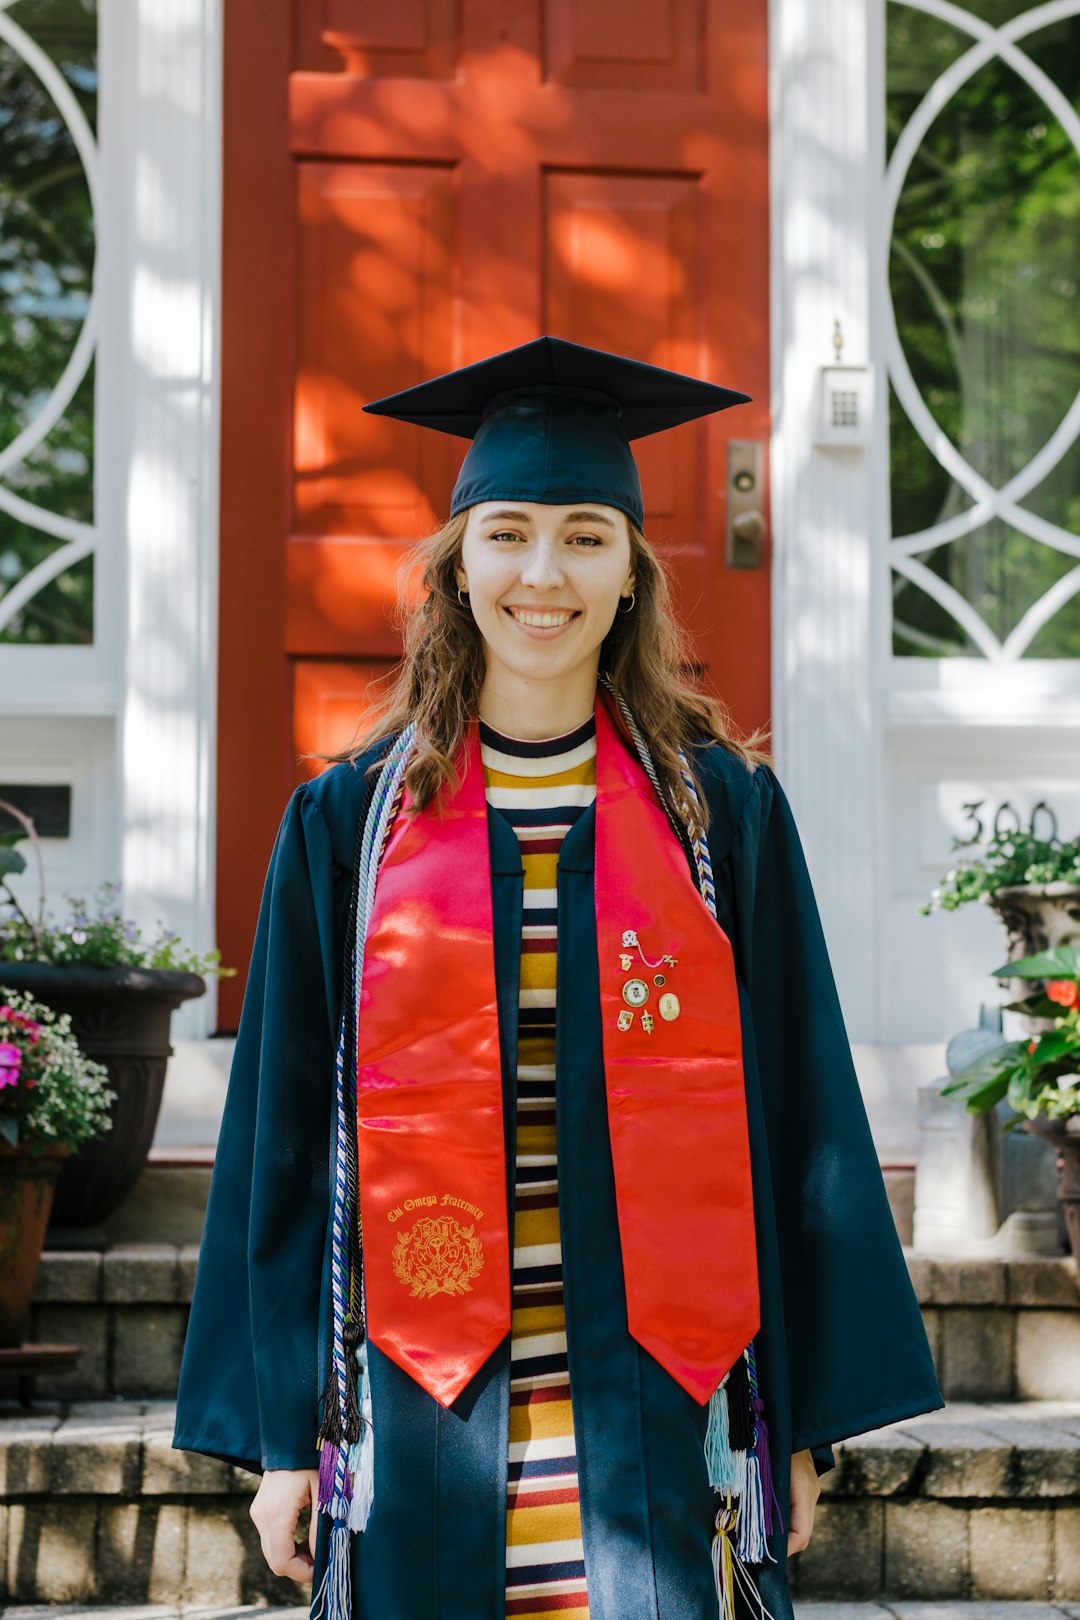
[1028,1030,1078,1063]
[940,1069,1013,1111]
[1000,995,1061,1017]
[1007,1071,1035,1112]
[0,848,27,876]
[941,1039,1025,1086]
[990,947,1080,980]
[0,1115,18,1147]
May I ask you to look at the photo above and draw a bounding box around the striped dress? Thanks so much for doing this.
[479,711,597,1620]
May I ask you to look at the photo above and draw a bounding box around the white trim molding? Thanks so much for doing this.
[768,0,883,1043]
[105,0,224,1038]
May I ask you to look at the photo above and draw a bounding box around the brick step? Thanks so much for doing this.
[13,1248,1079,1405]
[2,1399,1079,1604]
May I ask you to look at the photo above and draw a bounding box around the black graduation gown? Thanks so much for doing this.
[172,733,944,1619]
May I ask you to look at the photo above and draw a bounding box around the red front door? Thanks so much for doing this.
[217,0,770,1027]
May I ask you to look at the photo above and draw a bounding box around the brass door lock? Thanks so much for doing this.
[726,442,766,569]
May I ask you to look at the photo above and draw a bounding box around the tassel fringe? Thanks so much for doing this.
[704,1347,781,1613]
[712,1495,783,1620]
[346,1338,375,1532]
[705,1380,740,1492]
[310,1517,352,1620]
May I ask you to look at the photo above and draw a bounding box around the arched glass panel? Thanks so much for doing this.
[0,0,97,645]
[886,0,1080,660]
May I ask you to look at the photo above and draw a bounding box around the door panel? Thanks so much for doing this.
[546,0,704,91]
[293,659,394,765]
[219,0,769,1026]
[294,161,458,536]
[294,0,459,78]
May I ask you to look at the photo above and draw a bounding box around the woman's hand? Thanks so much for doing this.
[249,1467,321,1581]
[787,1448,821,1557]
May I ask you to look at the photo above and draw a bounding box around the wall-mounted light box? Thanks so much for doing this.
[815,364,874,447]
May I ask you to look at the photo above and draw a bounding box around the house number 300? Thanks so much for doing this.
[955,798,1058,848]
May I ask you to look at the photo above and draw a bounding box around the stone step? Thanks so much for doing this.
[0,1610,307,1619]
[1,1609,1079,1620]
[96,1151,214,1250]
[0,1399,308,1606]
[910,1255,1079,1403]
[12,1247,1078,1405]
[795,1608,1080,1618]
[1,1399,1079,1604]
[794,1400,1080,1603]
[0,1600,307,1613]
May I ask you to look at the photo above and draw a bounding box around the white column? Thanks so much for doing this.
[104,0,223,1038]
[768,0,883,1042]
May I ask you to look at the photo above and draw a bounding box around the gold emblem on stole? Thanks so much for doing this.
[392,1212,486,1298]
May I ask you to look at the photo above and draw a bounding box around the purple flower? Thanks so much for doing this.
[0,1042,21,1088]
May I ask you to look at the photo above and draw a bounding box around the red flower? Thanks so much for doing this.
[1046,980,1080,1009]
[1027,1039,1038,1055]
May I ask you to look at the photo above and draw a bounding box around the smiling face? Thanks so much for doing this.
[454,500,636,727]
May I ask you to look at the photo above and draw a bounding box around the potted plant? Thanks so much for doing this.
[940,946,1080,1267]
[0,988,116,1345]
[0,800,235,1236]
[919,813,1080,968]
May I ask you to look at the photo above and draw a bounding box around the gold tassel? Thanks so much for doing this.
[711,1495,738,1620]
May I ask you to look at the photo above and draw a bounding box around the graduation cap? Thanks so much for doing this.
[362,335,751,529]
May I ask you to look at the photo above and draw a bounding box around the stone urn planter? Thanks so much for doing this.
[0,963,205,1235]
[987,881,1080,1033]
[1022,1116,1080,1271]
[0,1140,69,1345]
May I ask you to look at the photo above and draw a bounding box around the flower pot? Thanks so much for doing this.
[0,1140,69,1346]
[1021,1117,1080,1270]
[0,964,204,1231]
[987,882,1080,1035]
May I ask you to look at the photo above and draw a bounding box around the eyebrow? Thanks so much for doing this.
[481,508,617,529]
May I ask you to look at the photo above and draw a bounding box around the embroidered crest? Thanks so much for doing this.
[392,1213,486,1298]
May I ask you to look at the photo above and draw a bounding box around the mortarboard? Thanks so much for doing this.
[362,335,751,528]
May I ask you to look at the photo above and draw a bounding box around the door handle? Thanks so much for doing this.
[726,441,767,569]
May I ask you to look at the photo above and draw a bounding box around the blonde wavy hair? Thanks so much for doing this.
[315,509,772,836]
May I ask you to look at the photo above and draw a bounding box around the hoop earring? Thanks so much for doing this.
[457,585,469,606]
[617,591,636,614]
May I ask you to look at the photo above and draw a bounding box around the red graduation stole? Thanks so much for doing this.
[355,688,759,1409]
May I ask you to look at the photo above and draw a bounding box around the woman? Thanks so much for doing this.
[172,337,944,1620]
